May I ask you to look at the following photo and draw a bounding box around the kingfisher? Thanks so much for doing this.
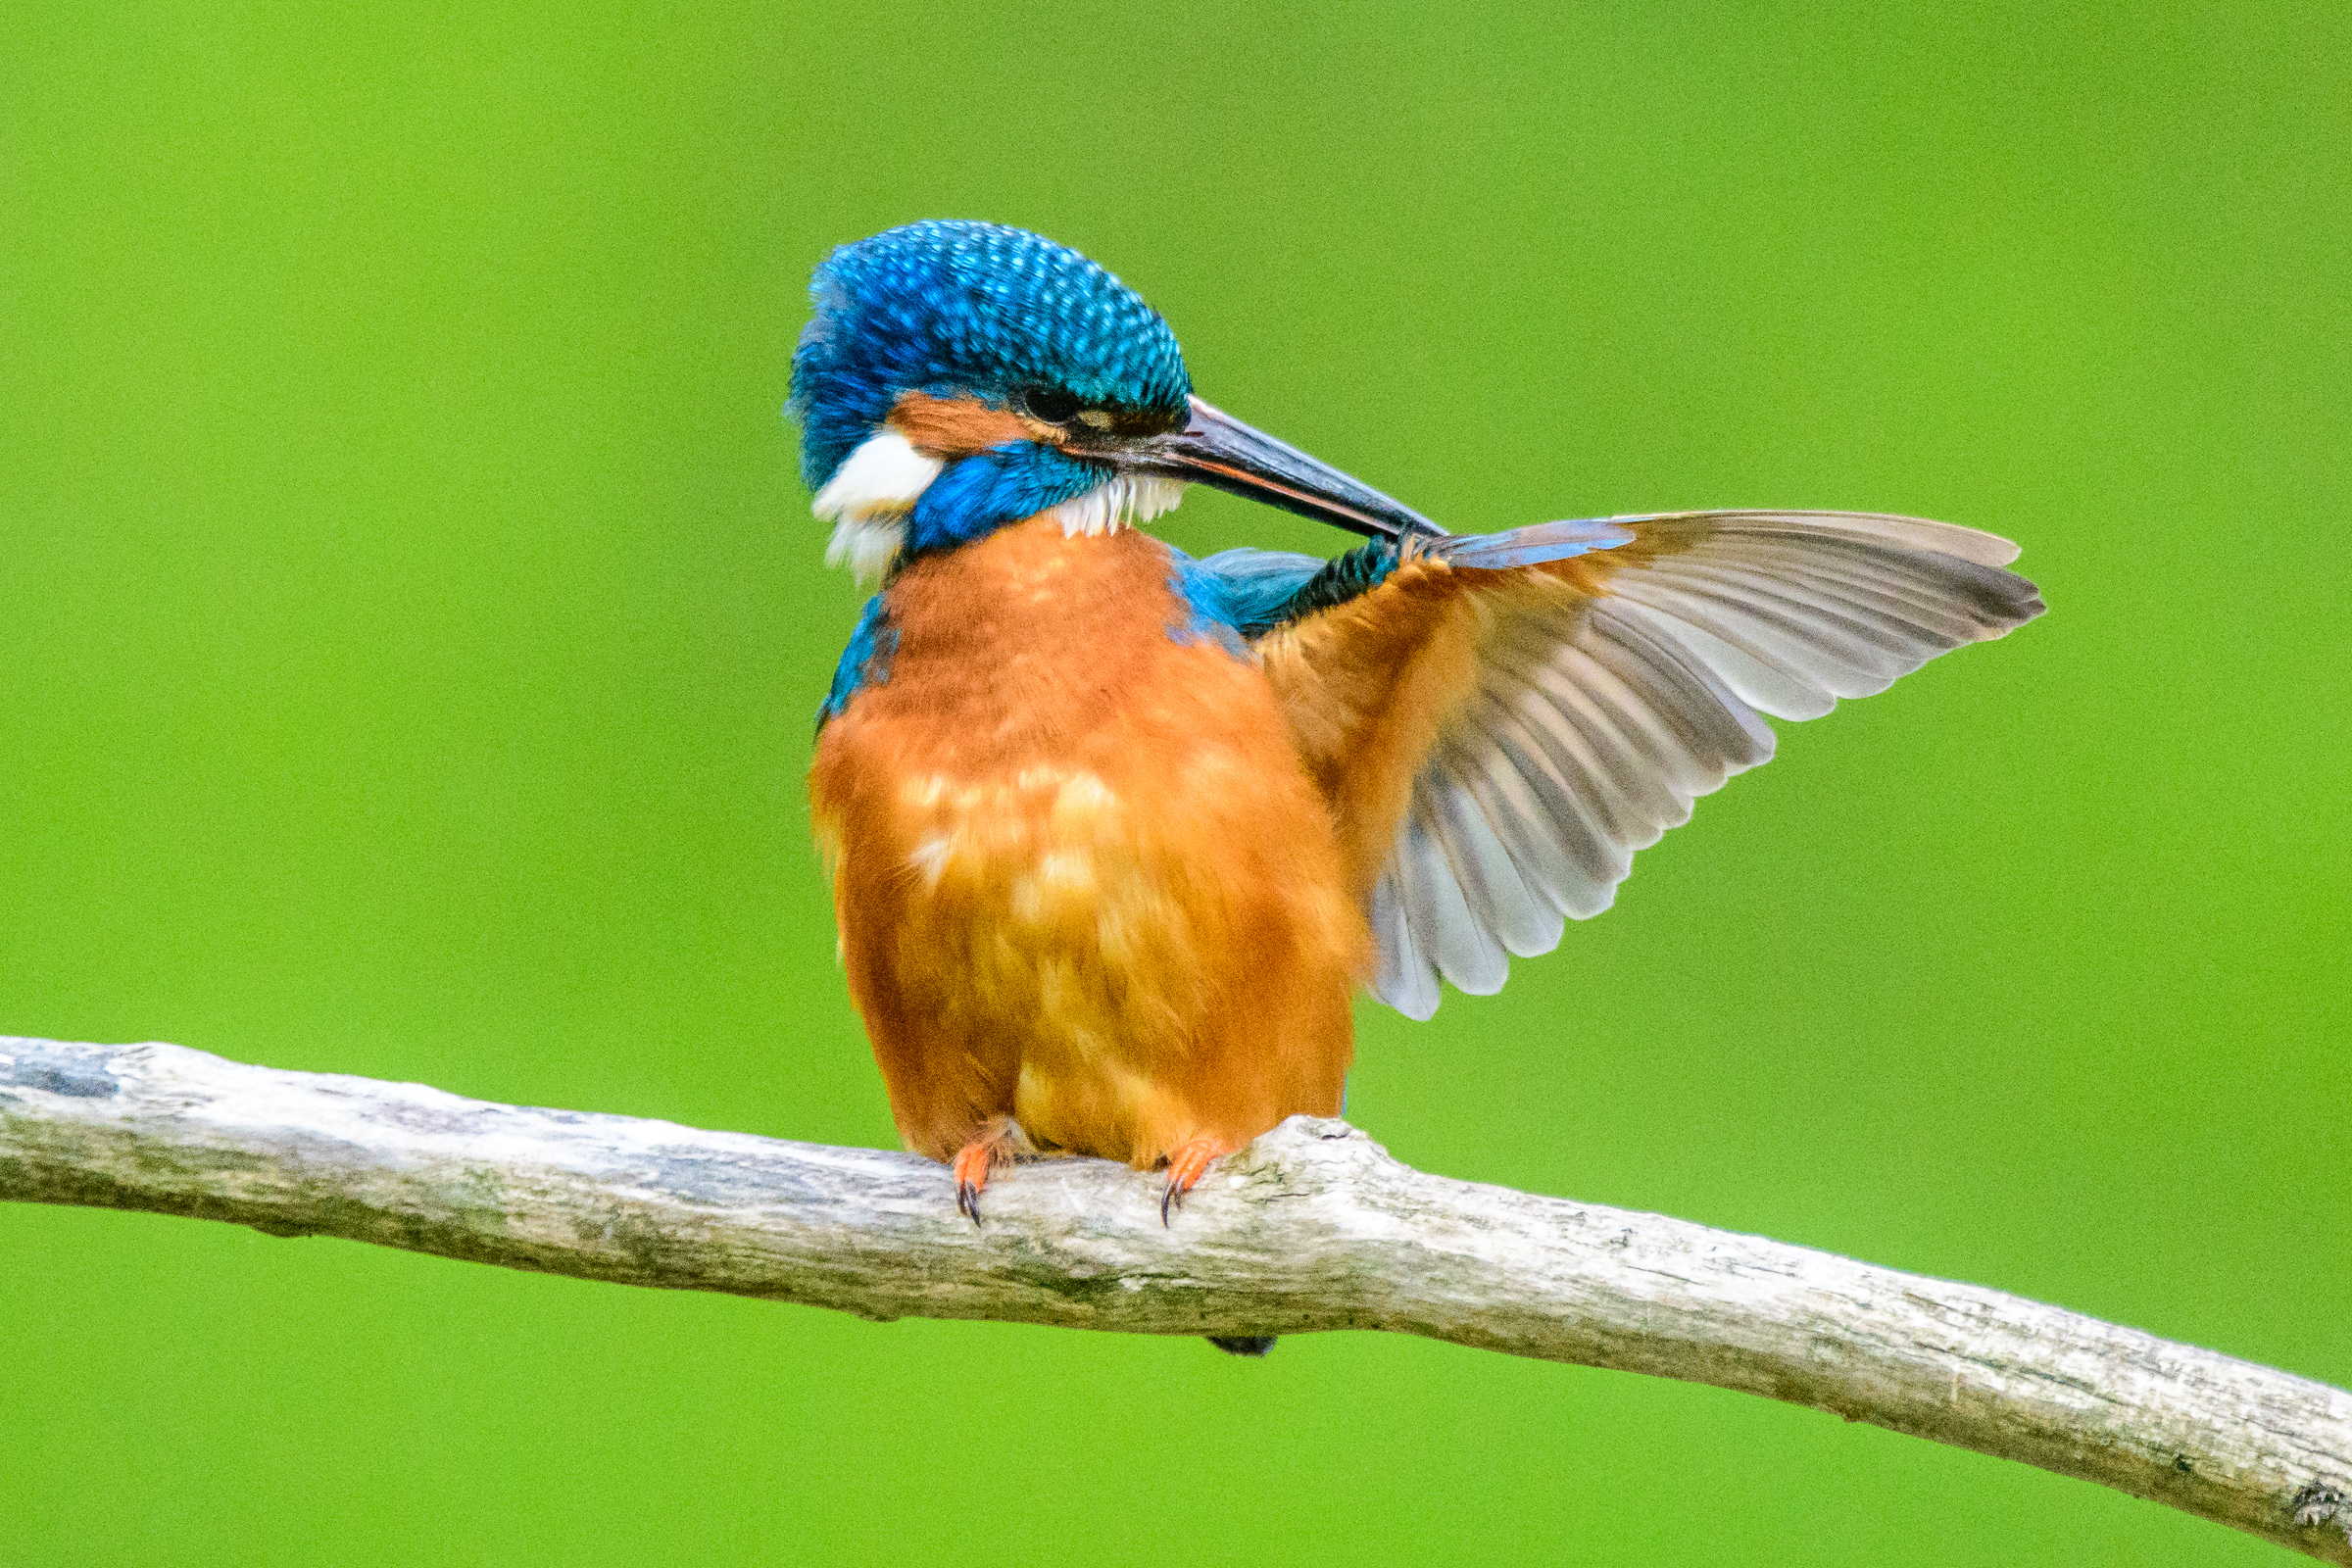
[794,220,2042,1236]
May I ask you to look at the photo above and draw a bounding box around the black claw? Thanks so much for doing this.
[956,1182,981,1226]
[1206,1335,1278,1357]
[1160,1181,1182,1227]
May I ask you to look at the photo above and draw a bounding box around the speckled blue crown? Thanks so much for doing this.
[788,220,1193,489]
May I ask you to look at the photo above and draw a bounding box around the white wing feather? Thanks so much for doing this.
[1369,511,2042,1017]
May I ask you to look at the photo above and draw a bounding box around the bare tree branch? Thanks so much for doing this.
[4,1034,2347,1558]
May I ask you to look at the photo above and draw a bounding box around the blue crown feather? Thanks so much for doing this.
[789,220,1193,489]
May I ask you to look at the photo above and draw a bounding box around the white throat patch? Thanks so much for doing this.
[1051,473,1188,539]
[811,429,1189,581]
[812,428,943,585]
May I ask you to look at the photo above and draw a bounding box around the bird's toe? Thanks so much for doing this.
[950,1119,1028,1225]
[1157,1136,1237,1226]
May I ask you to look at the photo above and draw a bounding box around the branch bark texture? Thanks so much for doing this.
[5,1034,2348,1559]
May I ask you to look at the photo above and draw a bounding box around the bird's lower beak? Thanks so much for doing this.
[1111,396,1445,542]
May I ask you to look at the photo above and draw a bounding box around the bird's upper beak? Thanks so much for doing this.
[1099,396,1445,543]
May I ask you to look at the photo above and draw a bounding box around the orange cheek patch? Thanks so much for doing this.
[890,390,1053,457]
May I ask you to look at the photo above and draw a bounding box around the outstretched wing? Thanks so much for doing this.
[1247,511,2045,1019]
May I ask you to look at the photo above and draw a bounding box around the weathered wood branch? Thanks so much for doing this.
[4,1035,2347,1557]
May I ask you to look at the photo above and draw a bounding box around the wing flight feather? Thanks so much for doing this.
[1251,510,2044,1017]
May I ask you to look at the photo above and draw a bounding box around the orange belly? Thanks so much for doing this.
[808,516,1366,1168]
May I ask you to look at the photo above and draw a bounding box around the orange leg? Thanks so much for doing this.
[1159,1136,1241,1226]
[950,1116,1031,1225]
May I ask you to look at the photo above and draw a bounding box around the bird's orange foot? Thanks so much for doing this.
[950,1118,1029,1225]
[1159,1136,1240,1226]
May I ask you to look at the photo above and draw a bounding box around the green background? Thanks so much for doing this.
[5,3,2346,1563]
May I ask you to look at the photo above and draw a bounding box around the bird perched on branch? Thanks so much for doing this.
[793,220,2042,1238]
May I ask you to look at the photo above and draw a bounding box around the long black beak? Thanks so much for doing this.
[1109,396,1446,542]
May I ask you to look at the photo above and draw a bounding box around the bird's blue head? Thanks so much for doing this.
[792,221,1191,489]
[788,220,1439,579]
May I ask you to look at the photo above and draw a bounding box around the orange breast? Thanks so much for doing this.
[808,516,1366,1169]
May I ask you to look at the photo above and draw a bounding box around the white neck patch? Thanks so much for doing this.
[811,428,1190,581]
[1051,473,1188,539]
[813,428,943,585]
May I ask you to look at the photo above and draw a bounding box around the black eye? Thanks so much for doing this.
[1021,387,1080,424]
